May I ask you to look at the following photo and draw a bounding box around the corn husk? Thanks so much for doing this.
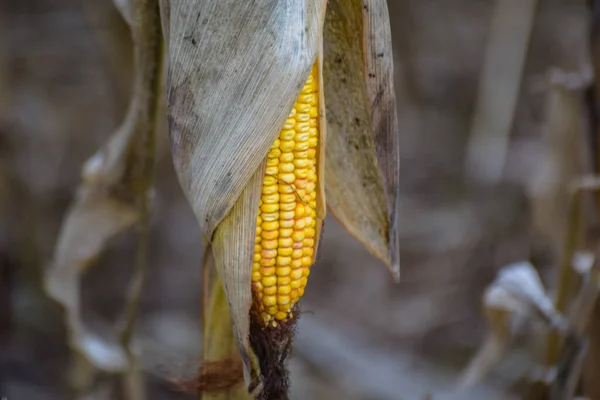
[160,0,327,391]
[323,0,400,280]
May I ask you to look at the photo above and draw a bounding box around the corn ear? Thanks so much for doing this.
[161,0,327,391]
[323,0,400,280]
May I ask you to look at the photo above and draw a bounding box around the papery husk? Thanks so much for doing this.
[45,0,163,374]
[323,0,399,280]
[160,0,327,393]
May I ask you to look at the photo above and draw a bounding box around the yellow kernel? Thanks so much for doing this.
[306,181,316,192]
[296,112,310,123]
[292,249,303,259]
[262,249,277,258]
[294,141,310,151]
[280,193,296,203]
[255,235,261,244]
[264,296,277,306]
[252,262,260,271]
[264,286,277,295]
[279,248,293,256]
[280,202,295,212]
[267,306,278,315]
[302,257,312,267]
[262,185,279,194]
[262,221,279,231]
[291,280,301,289]
[295,179,307,189]
[252,272,261,282]
[303,247,314,257]
[291,269,303,279]
[262,275,277,286]
[277,256,292,266]
[261,230,278,240]
[261,203,279,213]
[279,227,293,237]
[301,276,308,285]
[288,108,297,117]
[279,140,295,152]
[295,103,311,113]
[295,204,306,218]
[310,118,317,128]
[283,119,295,130]
[278,237,293,248]
[280,220,295,229]
[262,239,278,250]
[278,286,291,295]
[261,266,276,276]
[281,210,295,219]
[309,107,318,118]
[295,132,310,142]
[253,281,263,291]
[263,176,277,186]
[278,295,291,305]
[256,224,262,234]
[254,244,261,253]
[253,253,260,262]
[294,218,306,230]
[275,311,288,320]
[295,169,309,179]
[260,257,275,267]
[290,290,300,301]
[298,288,305,296]
[303,238,314,247]
[292,231,305,241]
[279,129,296,141]
[294,150,308,159]
[262,193,279,204]
[280,163,295,173]
[278,276,291,286]
[276,267,291,277]
[262,212,279,222]
[309,127,318,138]
[279,152,294,163]
[268,147,281,158]
[304,216,314,227]
[294,159,310,168]
[291,259,302,269]
[308,137,318,148]
[305,227,315,238]
[307,148,316,159]
[266,157,278,167]
[299,94,316,104]
[279,173,295,184]
[265,166,278,175]
[278,184,294,194]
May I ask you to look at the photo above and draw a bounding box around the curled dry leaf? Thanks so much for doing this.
[46,0,164,373]
[459,261,567,388]
[323,0,400,280]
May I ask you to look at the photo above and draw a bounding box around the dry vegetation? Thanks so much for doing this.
[1,0,600,399]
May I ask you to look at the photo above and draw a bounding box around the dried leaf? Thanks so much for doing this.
[113,0,133,26]
[45,0,164,375]
[323,0,399,280]
[459,261,566,388]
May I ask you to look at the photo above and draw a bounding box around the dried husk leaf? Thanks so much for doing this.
[162,0,325,239]
[200,250,252,400]
[211,163,265,391]
[45,0,163,372]
[323,0,399,280]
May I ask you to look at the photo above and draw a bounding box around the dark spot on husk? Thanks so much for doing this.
[249,303,300,400]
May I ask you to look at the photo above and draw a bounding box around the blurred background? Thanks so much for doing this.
[0,1,597,399]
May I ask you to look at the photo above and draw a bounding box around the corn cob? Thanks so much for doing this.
[252,64,320,325]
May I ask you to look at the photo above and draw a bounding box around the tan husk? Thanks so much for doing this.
[160,0,325,238]
[323,0,400,280]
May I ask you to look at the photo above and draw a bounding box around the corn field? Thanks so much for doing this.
[2,1,600,399]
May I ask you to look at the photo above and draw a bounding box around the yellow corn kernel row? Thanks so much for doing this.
[252,64,319,325]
